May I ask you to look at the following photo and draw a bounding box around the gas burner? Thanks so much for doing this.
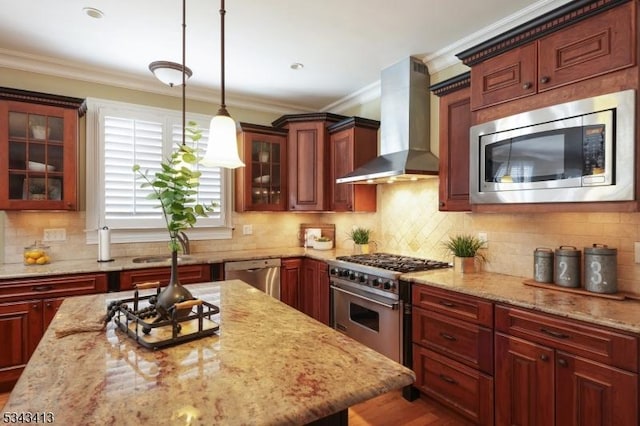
[335,253,451,274]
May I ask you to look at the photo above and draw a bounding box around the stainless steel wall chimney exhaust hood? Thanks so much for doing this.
[337,56,438,184]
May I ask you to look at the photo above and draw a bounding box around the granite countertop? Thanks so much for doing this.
[3,280,415,425]
[0,247,349,280]
[404,269,640,334]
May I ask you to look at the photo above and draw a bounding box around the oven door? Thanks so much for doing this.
[331,282,402,363]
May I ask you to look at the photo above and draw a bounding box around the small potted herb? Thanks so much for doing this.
[442,234,486,273]
[347,227,373,254]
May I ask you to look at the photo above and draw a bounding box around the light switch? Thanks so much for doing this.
[243,225,253,235]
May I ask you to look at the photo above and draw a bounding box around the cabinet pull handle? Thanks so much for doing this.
[522,82,532,89]
[558,358,568,367]
[32,285,53,292]
[540,328,570,339]
[540,354,549,361]
[440,332,457,341]
[540,76,550,84]
[439,374,457,385]
[439,300,455,308]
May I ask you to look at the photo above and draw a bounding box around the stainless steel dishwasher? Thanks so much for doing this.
[224,258,281,299]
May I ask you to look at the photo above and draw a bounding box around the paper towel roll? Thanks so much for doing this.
[98,226,111,262]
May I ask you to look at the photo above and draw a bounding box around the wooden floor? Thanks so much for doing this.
[349,390,472,426]
[1,389,470,425]
[0,392,7,411]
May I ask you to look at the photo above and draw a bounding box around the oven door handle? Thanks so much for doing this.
[330,285,399,309]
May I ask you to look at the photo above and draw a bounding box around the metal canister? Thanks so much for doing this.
[533,248,554,283]
[584,244,617,294]
[554,246,581,288]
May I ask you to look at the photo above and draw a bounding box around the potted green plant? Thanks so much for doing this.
[133,121,216,318]
[442,234,486,273]
[348,227,373,254]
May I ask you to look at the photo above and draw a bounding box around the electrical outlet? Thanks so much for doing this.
[478,232,488,248]
[243,224,253,235]
[635,242,640,264]
[43,228,66,241]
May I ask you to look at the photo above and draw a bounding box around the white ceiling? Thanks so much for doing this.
[0,0,571,113]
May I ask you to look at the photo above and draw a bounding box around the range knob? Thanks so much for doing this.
[339,269,348,277]
[330,268,339,276]
[383,281,393,290]
[349,271,356,280]
[359,274,368,283]
[372,278,383,288]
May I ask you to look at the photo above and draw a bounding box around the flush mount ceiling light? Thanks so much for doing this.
[82,7,104,19]
[202,0,245,169]
[149,61,193,87]
[290,62,304,70]
[148,0,192,88]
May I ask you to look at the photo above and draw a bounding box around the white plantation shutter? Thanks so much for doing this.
[104,117,164,222]
[85,98,230,244]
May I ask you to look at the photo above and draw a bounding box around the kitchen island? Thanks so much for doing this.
[3,280,414,425]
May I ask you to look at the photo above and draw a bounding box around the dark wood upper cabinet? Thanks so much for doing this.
[462,1,635,111]
[272,113,346,211]
[431,73,471,212]
[235,123,288,212]
[0,87,85,210]
[328,117,379,212]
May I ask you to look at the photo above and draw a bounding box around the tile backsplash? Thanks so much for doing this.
[3,179,639,294]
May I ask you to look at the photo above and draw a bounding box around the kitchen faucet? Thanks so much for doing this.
[176,231,190,255]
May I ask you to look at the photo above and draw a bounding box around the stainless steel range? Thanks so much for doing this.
[327,253,450,366]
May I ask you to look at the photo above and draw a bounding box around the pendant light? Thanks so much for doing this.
[202,0,245,168]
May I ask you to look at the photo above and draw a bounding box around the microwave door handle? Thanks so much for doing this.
[330,285,398,309]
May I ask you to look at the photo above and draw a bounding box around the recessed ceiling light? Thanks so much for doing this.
[290,62,304,70]
[83,7,104,19]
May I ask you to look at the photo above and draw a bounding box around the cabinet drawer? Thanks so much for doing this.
[413,345,494,425]
[412,285,493,327]
[120,264,211,290]
[0,273,108,302]
[413,307,493,374]
[495,305,638,372]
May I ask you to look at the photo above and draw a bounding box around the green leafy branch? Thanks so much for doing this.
[132,121,217,252]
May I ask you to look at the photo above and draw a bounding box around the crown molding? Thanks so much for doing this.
[423,0,573,74]
[0,48,312,115]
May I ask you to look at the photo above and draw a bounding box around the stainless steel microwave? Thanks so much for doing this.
[469,90,635,204]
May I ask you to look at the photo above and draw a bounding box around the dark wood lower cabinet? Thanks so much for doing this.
[281,258,302,310]
[555,352,638,426]
[413,345,494,425]
[495,330,638,426]
[495,333,554,425]
[119,264,211,290]
[0,273,107,392]
[280,257,329,325]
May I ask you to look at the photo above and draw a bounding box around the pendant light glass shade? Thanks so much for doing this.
[202,109,244,168]
[149,61,192,87]
[202,0,244,169]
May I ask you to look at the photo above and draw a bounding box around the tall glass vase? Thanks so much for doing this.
[155,250,194,319]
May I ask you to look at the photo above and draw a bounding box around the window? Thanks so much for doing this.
[86,98,233,244]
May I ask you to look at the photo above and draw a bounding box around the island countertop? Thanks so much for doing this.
[3,280,415,425]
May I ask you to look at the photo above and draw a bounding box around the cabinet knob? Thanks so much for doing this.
[32,303,39,309]
[558,358,568,367]
[439,201,445,207]
[540,354,549,361]
[540,76,550,84]
[522,82,532,90]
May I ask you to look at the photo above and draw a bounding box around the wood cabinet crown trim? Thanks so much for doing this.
[238,122,288,136]
[271,112,347,128]
[456,0,630,66]
[0,86,86,116]
[327,116,380,133]
[430,72,471,97]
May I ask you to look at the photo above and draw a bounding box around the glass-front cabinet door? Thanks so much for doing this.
[236,123,288,211]
[0,89,84,210]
